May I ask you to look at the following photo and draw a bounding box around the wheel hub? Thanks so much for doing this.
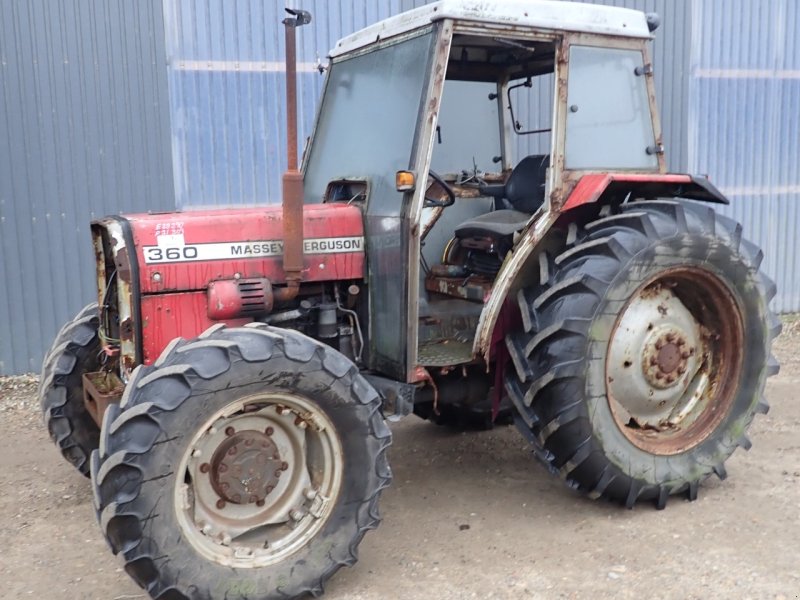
[606,282,703,428]
[641,327,692,389]
[209,429,284,505]
[175,395,343,568]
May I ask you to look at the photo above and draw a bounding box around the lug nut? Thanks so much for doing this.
[232,494,241,503]
[295,418,308,429]
[281,462,289,471]
[225,426,235,437]
[228,446,237,456]
[677,365,686,375]
[199,462,211,474]
[289,509,303,521]
[265,427,274,436]
[677,338,686,347]
[666,375,675,384]
[655,339,664,350]
[266,486,274,495]
[655,372,664,380]
[218,463,228,473]
[256,499,266,507]
[275,469,283,478]
[666,333,675,343]
[649,356,658,366]
[681,351,690,359]
[216,499,226,509]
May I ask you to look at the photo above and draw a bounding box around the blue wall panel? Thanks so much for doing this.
[689,0,800,312]
[0,0,173,374]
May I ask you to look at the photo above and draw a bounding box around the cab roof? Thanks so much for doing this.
[330,0,652,58]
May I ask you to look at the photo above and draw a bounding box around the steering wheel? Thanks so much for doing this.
[423,170,456,208]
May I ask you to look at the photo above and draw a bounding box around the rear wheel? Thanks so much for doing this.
[91,324,391,599]
[505,200,781,508]
[39,303,101,476]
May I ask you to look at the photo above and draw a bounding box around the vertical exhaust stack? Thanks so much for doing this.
[278,7,312,302]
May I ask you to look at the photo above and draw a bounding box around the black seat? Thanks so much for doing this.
[454,154,549,239]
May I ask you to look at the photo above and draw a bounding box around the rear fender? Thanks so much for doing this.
[472,173,729,360]
[561,173,728,212]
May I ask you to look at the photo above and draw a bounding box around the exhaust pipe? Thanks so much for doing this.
[278,7,312,303]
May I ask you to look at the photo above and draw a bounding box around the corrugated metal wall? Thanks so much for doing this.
[690,0,800,313]
[163,0,431,207]
[0,0,173,374]
[1,0,797,373]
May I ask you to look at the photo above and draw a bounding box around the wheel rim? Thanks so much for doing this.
[606,267,744,455]
[174,392,343,568]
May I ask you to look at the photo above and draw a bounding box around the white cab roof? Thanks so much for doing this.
[330,0,651,57]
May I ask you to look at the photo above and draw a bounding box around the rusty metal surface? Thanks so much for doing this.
[405,20,455,382]
[81,371,124,427]
[179,393,343,564]
[425,275,491,302]
[606,267,744,455]
[280,13,309,296]
[92,218,138,379]
[207,428,284,507]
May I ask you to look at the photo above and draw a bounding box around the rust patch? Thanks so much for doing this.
[82,371,124,426]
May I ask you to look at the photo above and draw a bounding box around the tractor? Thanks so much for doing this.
[39,1,780,598]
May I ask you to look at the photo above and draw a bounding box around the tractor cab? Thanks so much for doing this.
[303,0,665,381]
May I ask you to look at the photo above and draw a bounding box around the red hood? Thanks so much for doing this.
[124,203,365,294]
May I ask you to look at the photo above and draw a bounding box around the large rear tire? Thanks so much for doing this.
[39,303,101,476]
[505,200,780,508]
[91,323,391,599]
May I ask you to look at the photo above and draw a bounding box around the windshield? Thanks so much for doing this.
[303,30,434,216]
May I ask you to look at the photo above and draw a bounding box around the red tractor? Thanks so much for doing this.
[39,2,780,598]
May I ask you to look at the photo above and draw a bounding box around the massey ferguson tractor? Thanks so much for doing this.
[39,2,780,598]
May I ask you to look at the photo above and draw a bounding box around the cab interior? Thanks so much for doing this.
[417,32,557,367]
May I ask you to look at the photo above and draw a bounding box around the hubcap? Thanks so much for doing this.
[606,268,743,455]
[174,393,343,567]
[208,429,283,506]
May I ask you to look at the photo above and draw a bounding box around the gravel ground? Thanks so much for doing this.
[1,322,798,600]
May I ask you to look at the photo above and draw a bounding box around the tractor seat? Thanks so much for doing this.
[453,209,531,238]
[454,154,549,240]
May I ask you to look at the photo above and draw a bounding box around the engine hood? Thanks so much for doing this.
[123,203,365,294]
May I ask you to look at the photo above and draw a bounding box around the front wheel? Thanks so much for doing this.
[39,303,101,476]
[506,200,781,508]
[91,324,391,599]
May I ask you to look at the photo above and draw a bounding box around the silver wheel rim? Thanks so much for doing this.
[606,268,743,455]
[174,392,343,568]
